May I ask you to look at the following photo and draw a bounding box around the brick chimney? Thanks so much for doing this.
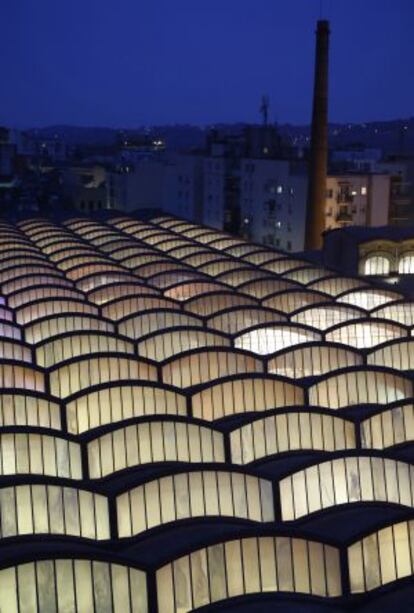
[305,20,330,250]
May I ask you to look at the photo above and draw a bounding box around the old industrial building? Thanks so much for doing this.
[0,212,413,610]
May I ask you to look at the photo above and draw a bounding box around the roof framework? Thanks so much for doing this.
[0,214,412,610]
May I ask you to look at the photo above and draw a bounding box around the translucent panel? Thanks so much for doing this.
[223,244,259,257]
[291,305,363,330]
[0,261,54,278]
[309,369,412,409]
[268,345,363,378]
[215,268,263,287]
[104,245,145,259]
[280,456,414,520]
[50,356,157,398]
[184,292,258,317]
[25,314,114,344]
[192,376,304,421]
[263,290,329,314]
[361,403,414,449]
[36,332,135,367]
[0,484,109,539]
[179,227,215,240]
[168,246,210,260]
[348,519,414,593]
[91,238,134,253]
[137,328,230,361]
[207,307,286,334]
[374,302,414,326]
[150,272,203,289]
[2,274,73,295]
[282,267,333,285]
[309,276,368,297]
[208,237,244,250]
[16,299,99,325]
[162,349,264,388]
[121,253,170,268]
[230,412,355,464]
[190,231,225,244]
[240,278,299,299]
[338,289,401,310]
[365,256,391,276]
[164,282,228,302]
[89,283,159,307]
[7,286,84,309]
[0,264,63,284]
[102,297,177,321]
[137,232,171,245]
[156,536,341,610]
[134,261,180,279]
[326,320,407,349]
[0,339,31,362]
[197,260,241,277]
[368,340,414,370]
[0,305,14,321]
[0,364,44,392]
[157,239,193,252]
[77,272,137,292]
[0,560,147,612]
[58,255,114,272]
[0,393,61,429]
[0,433,81,478]
[261,258,309,275]
[0,321,21,340]
[241,250,283,265]
[119,310,203,339]
[66,384,187,434]
[235,325,321,355]
[46,243,95,257]
[117,470,273,535]
[91,421,224,478]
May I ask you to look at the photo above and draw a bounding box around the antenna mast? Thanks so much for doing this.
[260,95,270,126]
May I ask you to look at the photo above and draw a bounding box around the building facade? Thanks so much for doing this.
[240,158,308,251]
[325,173,391,230]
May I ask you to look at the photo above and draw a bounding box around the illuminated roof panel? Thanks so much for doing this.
[0,213,410,609]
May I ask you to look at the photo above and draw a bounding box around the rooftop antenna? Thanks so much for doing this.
[260,95,270,126]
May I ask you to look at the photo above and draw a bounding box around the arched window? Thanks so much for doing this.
[399,254,414,274]
[364,255,390,276]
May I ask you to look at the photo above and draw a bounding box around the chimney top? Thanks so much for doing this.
[316,19,330,31]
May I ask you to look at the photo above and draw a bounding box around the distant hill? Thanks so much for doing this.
[28,118,414,155]
[278,117,414,155]
[27,126,119,145]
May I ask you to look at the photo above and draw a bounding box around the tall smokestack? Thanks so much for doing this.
[305,19,330,250]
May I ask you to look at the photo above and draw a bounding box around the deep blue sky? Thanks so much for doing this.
[1,0,413,128]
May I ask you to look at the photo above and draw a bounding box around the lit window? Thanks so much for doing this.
[277,185,283,194]
[361,186,367,195]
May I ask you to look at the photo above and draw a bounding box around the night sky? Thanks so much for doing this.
[1,0,413,128]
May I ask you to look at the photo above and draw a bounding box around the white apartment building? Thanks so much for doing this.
[239,158,308,252]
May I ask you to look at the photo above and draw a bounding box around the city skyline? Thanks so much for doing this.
[1,0,413,129]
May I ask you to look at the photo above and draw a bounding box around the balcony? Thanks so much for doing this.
[336,194,354,204]
[336,211,353,222]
